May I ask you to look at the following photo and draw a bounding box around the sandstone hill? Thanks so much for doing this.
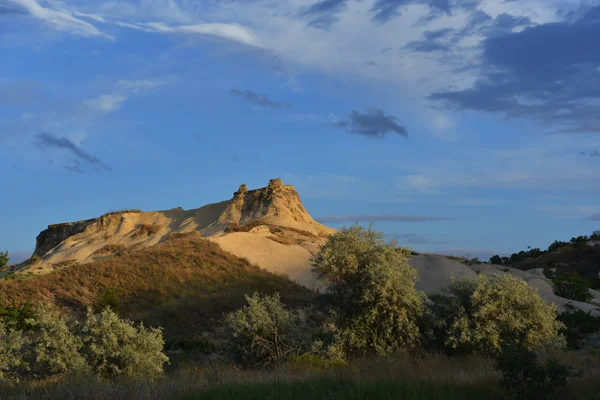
[10,178,335,288]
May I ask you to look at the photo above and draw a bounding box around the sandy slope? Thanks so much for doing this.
[210,232,319,290]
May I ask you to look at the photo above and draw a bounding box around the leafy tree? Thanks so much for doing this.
[0,251,8,270]
[552,274,593,303]
[79,307,168,380]
[225,292,302,366]
[445,274,566,355]
[489,255,503,265]
[312,224,424,358]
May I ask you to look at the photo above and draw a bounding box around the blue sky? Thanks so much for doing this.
[1,0,600,263]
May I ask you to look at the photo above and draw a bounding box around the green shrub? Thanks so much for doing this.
[495,345,581,400]
[445,275,566,355]
[552,274,593,303]
[312,224,424,358]
[225,292,303,366]
[94,287,123,313]
[558,310,600,349]
[27,306,87,379]
[0,322,26,382]
[79,307,168,380]
[0,299,35,331]
[0,251,8,269]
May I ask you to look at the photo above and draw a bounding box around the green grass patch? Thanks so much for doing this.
[178,379,497,400]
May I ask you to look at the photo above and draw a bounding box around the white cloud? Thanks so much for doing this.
[120,21,263,47]
[9,0,113,39]
[85,94,126,113]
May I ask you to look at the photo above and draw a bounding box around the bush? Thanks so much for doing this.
[27,306,87,379]
[80,307,169,380]
[558,310,600,349]
[0,305,168,383]
[312,224,424,358]
[445,275,566,355]
[94,287,123,313]
[225,292,303,366]
[0,299,35,331]
[495,345,581,400]
[552,274,593,303]
[0,322,26,382]
[0,251,8,269]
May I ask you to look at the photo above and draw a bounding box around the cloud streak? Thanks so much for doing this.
[316,214,456,223]
[333,109,408,138]
[299,0,349,29]
[230,89,291,108]
[8,0,113,39]
[34,132,111,172]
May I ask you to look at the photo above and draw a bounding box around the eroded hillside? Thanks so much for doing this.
[11,178,334,287]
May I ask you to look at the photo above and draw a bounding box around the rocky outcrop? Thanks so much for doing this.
[25,179,335,274]
[34,218,98,257]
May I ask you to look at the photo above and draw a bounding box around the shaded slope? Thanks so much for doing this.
[0,232,314,344]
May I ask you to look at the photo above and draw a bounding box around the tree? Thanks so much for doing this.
[445,274,566,355]
[552,274,593,303]
[312,224,424,358]
[0,251,8,270]
[489,255,503,265]
[226,292,302,366]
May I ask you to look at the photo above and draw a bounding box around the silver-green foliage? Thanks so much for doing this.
[0,306,168,383]
[28,307,87,378]
[80,307,169,380]
[0,322,25,382]
[312,224,424,358]
[226,292,302,366]
[445,274,566,354]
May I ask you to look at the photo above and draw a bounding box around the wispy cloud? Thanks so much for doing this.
[230,89,291,108]
[299,0,349,30]
[85,94,126,113]
[332,109,408,138]
[580,149,600,157]
[586,214,600,221]
[8,0,113,39]
[315,214,456,223]
[386,232,450,245]
[120,21,262,47]
[33,132,111,172]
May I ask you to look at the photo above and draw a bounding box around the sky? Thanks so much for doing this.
[1,0,600,263]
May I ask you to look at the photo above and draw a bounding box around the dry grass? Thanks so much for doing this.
[101,209,142,217]
[131,223,162,238]
[0,236,314,349]
[91,245,126,256]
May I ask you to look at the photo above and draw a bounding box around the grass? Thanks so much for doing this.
[92,244,127,256]
[102,209,143,217]
[181,379,496,400]
[132,223,162,238]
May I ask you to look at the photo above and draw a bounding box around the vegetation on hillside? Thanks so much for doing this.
[489,230,600,266]
[1,226,598,399]
[0,305,167,383]
[0,251,8,270]
[312,224,423,358]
